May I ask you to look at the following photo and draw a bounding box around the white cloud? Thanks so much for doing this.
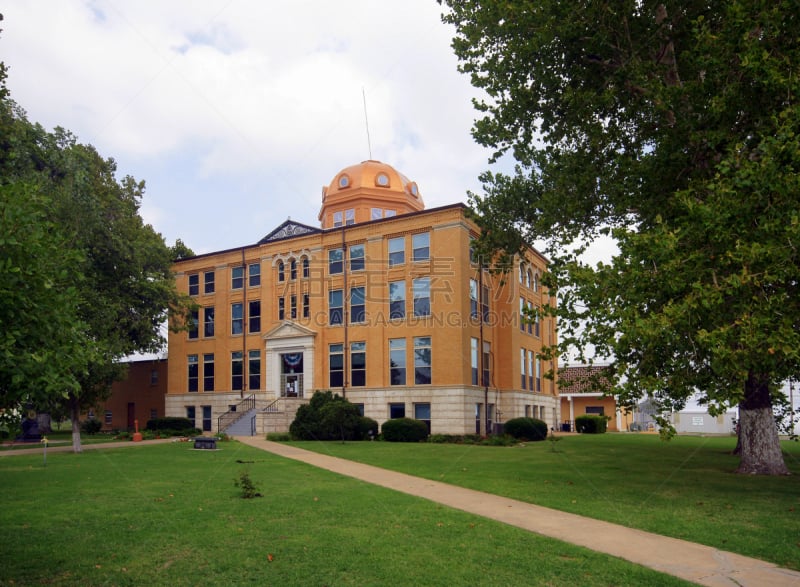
[3,0,495,253]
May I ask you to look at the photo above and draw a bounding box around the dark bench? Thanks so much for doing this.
[193,437,217,450]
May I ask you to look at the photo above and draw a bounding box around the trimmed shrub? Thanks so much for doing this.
[148,427,200,438]
[357,417,379,440]
[290,391,362,441]
[381,418,429,442]
[504,417,548,441]
[575,415,608,434]
[146,417,194,431]
[267,432,290,441]
[81,419,102,435]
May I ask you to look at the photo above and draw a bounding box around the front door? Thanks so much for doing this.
[281,353,304,397]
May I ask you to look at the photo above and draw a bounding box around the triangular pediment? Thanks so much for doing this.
[263,321,317,340]
[258,219,321,244]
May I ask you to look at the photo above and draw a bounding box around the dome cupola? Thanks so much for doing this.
[318,160,424,228]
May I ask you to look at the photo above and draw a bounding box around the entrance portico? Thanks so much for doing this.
[264,322,316,399]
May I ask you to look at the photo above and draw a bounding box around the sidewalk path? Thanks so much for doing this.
[236,436,800,587]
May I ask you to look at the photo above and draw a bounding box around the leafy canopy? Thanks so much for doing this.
[0,57,193,447]
[441,1,799,473]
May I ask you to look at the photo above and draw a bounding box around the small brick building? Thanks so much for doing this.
[558,365,630,432]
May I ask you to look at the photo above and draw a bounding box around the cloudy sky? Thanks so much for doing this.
[3,0,500,255]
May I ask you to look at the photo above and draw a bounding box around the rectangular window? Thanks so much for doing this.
[528,350,534,392]
[388,236,404,266]
[471,337,479,385]
[389,280,405,319]
[231,303,243,335]
[329,248,343,275]
[412,277,430,317]
[482,285,490,322]
[249,263,261,287]
[329,344,344,388]
[527,301,533,335]
[303,293,310,318]
[203,353,214,392]
[521,348,527,389]
[482,342,491,387]
[231,351,243,391]
[302,258,310,278]
[350,244,365,272]
[188,309,199,339]
[389,339,406,385]
[278,297,285,320]
[150,369,158,385]
[104,410,112,425]
[204,271,215,294]
[385,210,396,218]
[186,406,196,424]
[350,286,365,323]
[333,211,343,227]
[351,341,366,387]
[471,279,480,319]
[149,409,157,419]
[412,232,430,261]
[203,307,215,337]
[290,259,297,280]
[414,336,432,385]
[247,350,261,391]
[249,300,261,333]
[520,298,526,332]
[202,405,212,432]
[188,274,199,296]
[534,306,540,337]
[232,266,244,289]
[345,208,355,225]
[414,403,431,432]
[188,355,198,392]
[329,289,343,325]
[389,403,406,419]
[371,207,382,220]
[290,294,297,319]
[536,356,542,392]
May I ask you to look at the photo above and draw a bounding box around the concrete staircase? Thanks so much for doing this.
[223,408,258,436]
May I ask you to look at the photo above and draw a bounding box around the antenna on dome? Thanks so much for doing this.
[362,87,373,159]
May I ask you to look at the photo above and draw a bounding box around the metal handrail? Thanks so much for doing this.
[217,394,256,432]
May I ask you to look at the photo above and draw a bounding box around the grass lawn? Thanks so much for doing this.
[0,442,695,586]
[1,430,125,452]
[292,433,800,571]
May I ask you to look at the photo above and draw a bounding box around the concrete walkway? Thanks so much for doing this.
[235,436,800,587]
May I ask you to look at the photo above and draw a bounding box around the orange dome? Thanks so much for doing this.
[318,160,424,228]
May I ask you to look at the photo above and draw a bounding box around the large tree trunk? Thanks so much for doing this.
[736,372,789,475]
[69,394,83,454]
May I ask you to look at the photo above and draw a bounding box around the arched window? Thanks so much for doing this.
[277,261,285,282]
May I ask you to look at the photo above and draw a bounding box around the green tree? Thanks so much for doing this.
[0,62,193,452]
[290,391,361,441]
[441,1,799,474]
[0,182,96,421]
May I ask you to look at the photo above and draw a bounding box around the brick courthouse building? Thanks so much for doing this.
[166,161,559,435]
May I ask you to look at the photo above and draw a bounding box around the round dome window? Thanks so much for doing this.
[376,172,390,187]
[339,175,350,188]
